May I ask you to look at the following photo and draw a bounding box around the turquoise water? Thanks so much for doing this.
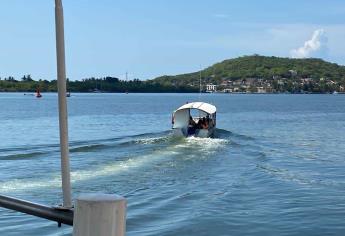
[0,93,345,235]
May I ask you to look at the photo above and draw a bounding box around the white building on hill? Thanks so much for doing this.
[206,84,217,92]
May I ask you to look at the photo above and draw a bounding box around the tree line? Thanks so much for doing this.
[0,76,197,93]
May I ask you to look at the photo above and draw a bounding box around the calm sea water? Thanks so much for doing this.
[0,93,345,236]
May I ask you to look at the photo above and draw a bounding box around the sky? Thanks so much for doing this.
[1,0,345,81]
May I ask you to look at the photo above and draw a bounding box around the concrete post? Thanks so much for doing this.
[73,194,127,236]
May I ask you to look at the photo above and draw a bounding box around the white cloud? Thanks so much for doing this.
[290,29,328,58]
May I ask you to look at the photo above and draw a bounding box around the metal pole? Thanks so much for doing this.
[55,0,72,208]
[0,195,73,226]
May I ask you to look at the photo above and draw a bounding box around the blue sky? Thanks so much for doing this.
[1,0,345,80]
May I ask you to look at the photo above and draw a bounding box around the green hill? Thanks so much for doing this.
[2,55,345,93]
[151,55,345,88]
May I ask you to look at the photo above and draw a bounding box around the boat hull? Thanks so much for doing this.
[172,127,215,138]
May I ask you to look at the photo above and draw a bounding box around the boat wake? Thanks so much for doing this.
[0,129,251,193]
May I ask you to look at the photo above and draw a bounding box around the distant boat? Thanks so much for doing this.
[333,91,338,95]
[35,88,42,98]
[66,91,71,97]
[172,102,216,138]
[92,88,101,93]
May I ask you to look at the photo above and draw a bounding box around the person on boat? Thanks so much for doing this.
[206,115,210,128]
[196,117,205,129]
[189,116,196,126]
[201,117,208,129]
[195,118,202,129]
[188,116,197,135]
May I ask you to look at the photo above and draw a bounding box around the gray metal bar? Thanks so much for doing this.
[0,195,73,226]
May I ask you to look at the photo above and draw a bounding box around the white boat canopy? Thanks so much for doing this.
[174,102,216,114]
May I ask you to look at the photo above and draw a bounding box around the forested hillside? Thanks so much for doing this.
[152,55,345,87]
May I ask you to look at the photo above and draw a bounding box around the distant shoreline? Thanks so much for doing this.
[1,91,344,95]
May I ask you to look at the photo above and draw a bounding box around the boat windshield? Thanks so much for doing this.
[190,109,208,119]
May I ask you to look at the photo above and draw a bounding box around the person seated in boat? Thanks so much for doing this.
[195,117,205,129]
[206,115,210,123]
[189,116,196,126]
[188,116,197,135]
[206,115,210,128]
[201,117,209,129]
[195,118,202,129]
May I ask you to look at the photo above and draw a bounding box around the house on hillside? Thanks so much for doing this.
[257,87,266,93]
[233,87,240,92]
[220,81,228,87]
[289,70,297,76]
[206,84,217,93]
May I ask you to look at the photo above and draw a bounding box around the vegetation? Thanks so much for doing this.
[153,55,345,85]
[152,55,345,93]
[0,76,197,93]
[1,55,345,93]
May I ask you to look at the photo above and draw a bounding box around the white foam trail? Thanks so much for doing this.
[0,148,179,192]
[0,177,62,192]
[0,136,228,193]
[134,136,169,144]
[183,137,229,153]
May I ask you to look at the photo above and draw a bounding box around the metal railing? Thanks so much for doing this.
[0,195,73,226]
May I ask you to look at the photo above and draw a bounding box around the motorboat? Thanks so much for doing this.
[35,88,42,98]
[172,102,216,138]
